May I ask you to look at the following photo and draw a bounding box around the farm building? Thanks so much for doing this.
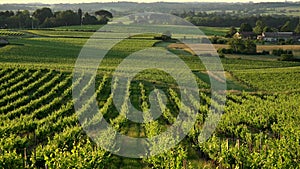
[261,32,300,42]
[234,32,257,39]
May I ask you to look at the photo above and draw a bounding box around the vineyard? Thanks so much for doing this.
[0,27,299,168]
[0,30,25,37]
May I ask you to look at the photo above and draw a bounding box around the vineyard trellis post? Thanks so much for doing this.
[23,147,27,168]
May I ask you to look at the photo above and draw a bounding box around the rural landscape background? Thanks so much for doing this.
[0,1,300,168]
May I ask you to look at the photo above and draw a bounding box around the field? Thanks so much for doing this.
[198,26,229,36]
[0,25,299,168]
[169,43,300,60]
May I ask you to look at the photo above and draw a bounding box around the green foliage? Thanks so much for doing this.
[0,29,25,36]
[0,25,300,169]
[280,21,292,32]
[0,7,110,29]
[144,145,188,169]
[263,26,273,33]
[0,150,23,168]
[294,23,300,34]
[279,54,294,61]
[95,10,113,20]
[44,139,110,169]
[200,93,300,168]
[210,36,228,44]
[232,67,300,92]
[272,49,293,56]
[33,7,53,24]
[239,23,253,32]
[225,26,237,38]
[253,20,265,35]
[228,39,257,54]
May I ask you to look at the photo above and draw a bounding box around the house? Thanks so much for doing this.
[261,32,300,42]
[234,32,256,39]
[0,38,9,46]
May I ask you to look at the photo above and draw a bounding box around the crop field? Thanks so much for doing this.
[0,27,299,168]
[198,26,230,36]
[231,67,300,92]
[0,30,25,36]
[51,25,103,31]
[169,43,300,60]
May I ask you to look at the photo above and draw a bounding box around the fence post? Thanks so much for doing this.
[259,131,262,152]
[183,159,187,169]
[226,139,229,150]
[24,147,27,168]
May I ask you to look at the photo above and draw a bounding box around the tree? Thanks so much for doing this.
[54,10,79,26]
[41,17,55,27]
[228,38,244,53]
[253,20,265,35]
[95,10,113,24]
[32,7,53,25]
[244,39,257,54]
[294,23,300,34]
[239,23,253,32]
[228,38,256,54]
[225,26,238,38]
[263,26,273,33]
[280,21,292,32]
[78,8,83,26]
[15,10,31,28]
[82,12,98,25]
[95,10,113,19]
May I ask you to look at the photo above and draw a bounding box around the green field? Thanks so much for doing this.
[0,27,299,168]
[198,26,230,36]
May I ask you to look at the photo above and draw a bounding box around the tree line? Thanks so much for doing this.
[0,8,113,29]
[174,11,300,32]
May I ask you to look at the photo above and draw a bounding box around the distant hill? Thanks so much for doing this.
[1,2,300,16]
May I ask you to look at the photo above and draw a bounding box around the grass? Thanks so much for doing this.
[25,30,94,38]
[225,54,280,61]
[0,38,84,65]
[0,34,160,71]
[51,24,104,31]
[198,26,230,36]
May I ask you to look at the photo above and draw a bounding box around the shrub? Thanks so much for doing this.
[209,36,228,44]
[272,49,293,56]
[262,50,270,55]
[217,38,228,44]
[218,48,233,54]
[219,53,225,58]
[280,54,294,61]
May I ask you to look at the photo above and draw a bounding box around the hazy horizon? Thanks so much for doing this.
[0,0,296,5]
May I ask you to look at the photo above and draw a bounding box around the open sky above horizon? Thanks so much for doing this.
[0,0,296,4]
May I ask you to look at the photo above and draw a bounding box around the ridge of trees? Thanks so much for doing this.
[174,11,300,32]
[0,8,113,29]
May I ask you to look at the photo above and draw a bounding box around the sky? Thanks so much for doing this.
[0,0,295,4]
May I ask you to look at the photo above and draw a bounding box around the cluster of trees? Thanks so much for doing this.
[0,8,113,28]
[224,20,300,38]
[272,49,295,61]
[218,39,257,56]
[176,11,300,33]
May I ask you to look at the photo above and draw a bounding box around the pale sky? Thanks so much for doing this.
[0,0,295,4]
